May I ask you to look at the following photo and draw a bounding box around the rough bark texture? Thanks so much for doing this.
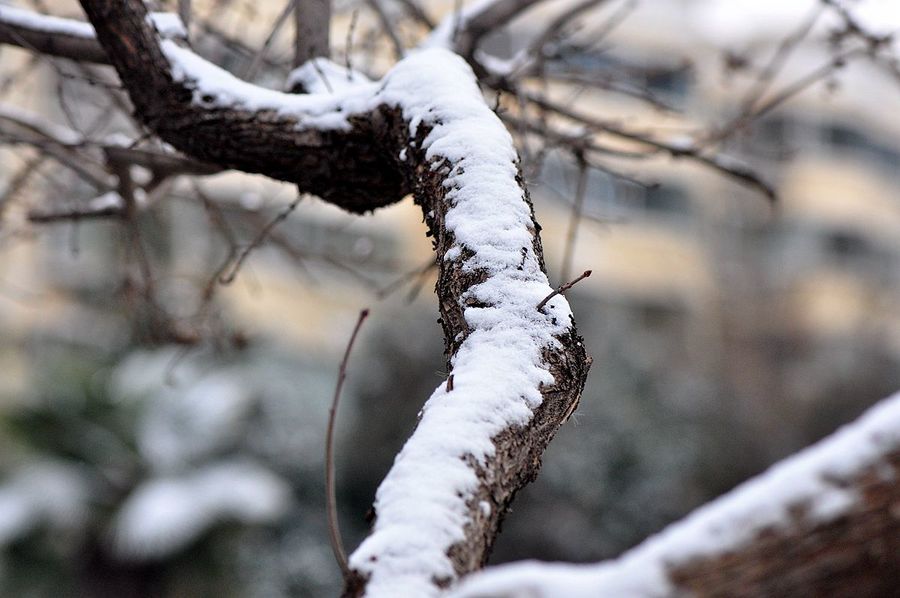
[79,0,405,213]
[75,0,590,594]
[407,132,589,579]
[669,450,900,598]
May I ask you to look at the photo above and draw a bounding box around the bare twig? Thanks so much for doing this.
[27,203,123,222]
[451,0,545,61]
[375,257,436,299]
[526,0,610,69]
[517,91,777,201]
[345,8,359,75]
[219,195,302,284]
[244,0,296,81]
[395,0,434,29]
[326,308,370,580]
[537,269,591,311]
[746,51,855,123]
[737,5,824,117]
[559,154,588,283]
[0,154,45,216]
[365,0,405,60]
[178,0,191,40]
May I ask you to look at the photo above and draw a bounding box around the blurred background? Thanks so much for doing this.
[1,0,899,596]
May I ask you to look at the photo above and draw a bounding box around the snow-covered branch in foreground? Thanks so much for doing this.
[453,391,900,597]
[72,0,589,596]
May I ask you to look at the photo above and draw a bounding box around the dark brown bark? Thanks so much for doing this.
[78,0,404,213]
[668,450,900,598]
[408,135,589,581]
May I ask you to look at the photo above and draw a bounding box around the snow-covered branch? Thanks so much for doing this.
[72,1,588,596]
[453,391,900,597]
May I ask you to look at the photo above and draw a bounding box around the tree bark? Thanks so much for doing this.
[74,1,590,595]
[452,393,900,597]
[669,451,900,597]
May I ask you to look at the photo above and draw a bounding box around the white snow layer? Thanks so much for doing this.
[0,5,95,38]
[162,42,577,595]
[285,57,371,94]
[452,391,900,597]
[113,460,290,559]
[0,461,92,545]
[163,40,574,597]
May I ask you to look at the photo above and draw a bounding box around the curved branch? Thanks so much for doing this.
[76,1,589,596]
[77,0,404,214]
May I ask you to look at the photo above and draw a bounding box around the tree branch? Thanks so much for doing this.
[453,391,900,597]
[75,2,589,596]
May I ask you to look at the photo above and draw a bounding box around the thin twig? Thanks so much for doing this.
[745,51,856,123]
[345,9,359,76]
[244,0,296,81]
[326,308,370,580]
[559,154,588,283]
[395,0,434,29]
[178,0,191,40]
[219,195,302,284]
[537,270,591,311]
[375,257,436,299]
[28,204,123,222]
[516,91,777,201]
[365,0,405,60]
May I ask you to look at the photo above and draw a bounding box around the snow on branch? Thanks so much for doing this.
[452,391,900,597]
[0,5,185,63]
[73,1,589,596]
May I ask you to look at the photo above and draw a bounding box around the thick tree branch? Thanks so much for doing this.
[453,392,900,597]
[76,0,405,214]
[75,1,589,596]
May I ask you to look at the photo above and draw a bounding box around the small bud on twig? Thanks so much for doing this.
[537,270,592,312]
